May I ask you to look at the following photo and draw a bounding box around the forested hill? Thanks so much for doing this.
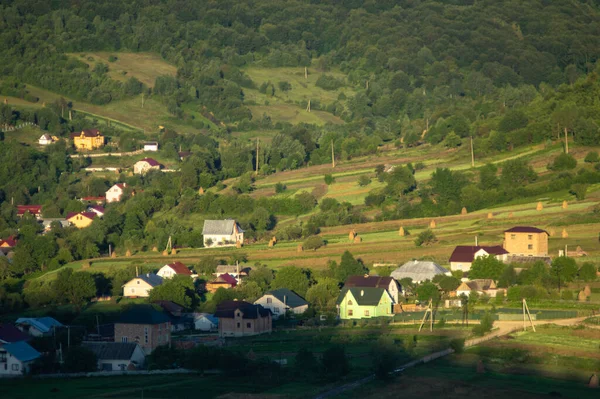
[1,0,600,125]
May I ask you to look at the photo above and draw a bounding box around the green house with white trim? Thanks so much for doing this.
[336,287,393,320]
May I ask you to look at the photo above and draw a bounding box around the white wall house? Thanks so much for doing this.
[202,220,244,248]
[82,342,146,372]
[38,134,55,146]
[106,183,127,203]
[143,142,159,152]
[0,341,40,375]
[254,288,309,319]
[122,274,163,298]
[133,158,162,175]
[449,246,509,272]
[194,313,219,331]
[156,262,193,279]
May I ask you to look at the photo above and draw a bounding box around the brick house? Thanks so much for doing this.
[70,129,105,150]
[214,300,272,338]
[449,245,509,272]
[114,305,171,354]
[503,226,549,257]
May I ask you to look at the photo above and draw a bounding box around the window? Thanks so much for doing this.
[528,244,533,250]
[246,322,251,328]
[144,327,149,344]
[12,364,19,371]
[122,337,128,343]
[137,281,140,285]
[364,310,370,316]
[528,235,533,240]
[510,234,516,239]
[237,322,241,328]
[347,300,353,305]
[0,352,6,362]
[348,309,353,316]
[267,297,272,304]
[274,307,280,313]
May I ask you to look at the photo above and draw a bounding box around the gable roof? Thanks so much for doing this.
[0,324,30,343]
[0,236,17,247]
[457,279,497,292]
[163,262,192,275]
[345,275,393,289]
[202,219,244,235]
[138,157,161,167]
[17,205,42,216]
[15,317,63,333]
[70,129,102,138]
[82,342,142,361]
[153,300,184,315]
[125,273,163,288]
[336,287,387,306]
[194,313,219,325]
[40,134,52,140]
[211,273,237,287]
[117,305,171,325]
[214,301,271,319]
[504,226,549,235]
[81,196,105,201]
[215,265,252,275]
[449,246,508,263]
[66,211,97,221]
[263,288,308,308]
[1,341,41,362]
[110,183,127,190]
[87,205,105,214]
[391,261,449,282]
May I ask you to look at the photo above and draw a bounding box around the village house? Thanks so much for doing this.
[66,211,97,228]
[122,273,163,298]
[40,219,70,233]
[344,275,401,304]
[214,300,272,338]
[214,265,252,280]
[87,205,105,217]
[133,158,162,175]
[449,245,509,272]
[38,134,58,146]
[456,279,502,298]
[17,205,42,219]
[106,183,127,203]
[202,219,244,248]
[114,305,171,354]
[503,226,549,257]
[391,260,450,284]
[15,317,63,337]
[337,287,393,320]
[143,142,159,152]
[0,341,41,375]
[82,342,146,371]
[254,288,309,319]
[81,196,106,205]
[157,262,193,279]
[178,151,192,161]
[0,236,17,250]
[70,129,105,150]
[193,313,219,332]
[206,273,237,293]
[0,324,30,344]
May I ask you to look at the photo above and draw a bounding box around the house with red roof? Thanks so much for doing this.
[87,205,105,217]
[503,226,549,257]
[106,183,127,203]
[206,273,237,293]
[66,211,97,228]
[0,324,30,344]
[70,129,105,150]
[16,205,42,219]
[449,245,509,272]
[0,236,17,249]
[157,262,193,279]
[133,158,162,175]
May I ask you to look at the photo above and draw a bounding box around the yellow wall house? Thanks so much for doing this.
[66,211,97,228]
[503,226,549,256]
[337,287,393,320]
[70,129,105,150]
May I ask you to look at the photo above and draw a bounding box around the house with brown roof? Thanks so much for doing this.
[0,237,17,249]
[70,129,105,150]
[133,158,162,175]
[206,273,237,293]
[114,305,171,354]
[38,134,58,146]
[214,300,272,337]
[503,226,549,257]
[344,275,400,304]
[106,183,127,203]
[17,205,42,219]
[66,211,97,228]
[157,262,193,279]
[449,246,509,272]
[456,279,501,298]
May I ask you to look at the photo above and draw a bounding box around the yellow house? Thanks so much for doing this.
[66,211,97,228]
[503,226,549,257]
[70,129,105,150]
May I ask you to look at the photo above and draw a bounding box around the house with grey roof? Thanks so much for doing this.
[202,219,244,248]
[15,317,63,337]
[336,287,393,320]
[82,342,146,371]
[0,341,41,375]
[391,260,450,283]
[122,273,163,298]
[254,288,309,319]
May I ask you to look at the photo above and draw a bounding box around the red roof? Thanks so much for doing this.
[81,196,105,201]
[66,212,97,220]
[345,275,393,289]
[17,205,42,216]
[449,245,508,263]
[165,262,192,275]
[88,205,105,214]
[214,273,237,287]
[0,236,17,247]
[504,226,549,235]
[0,324,30,343]
[70,129,102,138]
[140,158,161,167]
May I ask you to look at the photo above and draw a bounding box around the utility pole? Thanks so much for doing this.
[304,66,308,80]
[331,140,335,168]
[470,136,475,167]
[564,127,569,154]
[419,299,433,332]
[255,138,259,176]
[522,298,536,332]
[306,99,311,113]
[142,92,145,109]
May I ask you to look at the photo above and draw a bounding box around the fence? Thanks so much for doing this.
[1,122,38,132]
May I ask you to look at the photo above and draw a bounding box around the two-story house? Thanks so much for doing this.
[344,275,401,304]
[503,226,549,257]
[66,211,97,228]
[254,288,309,319]
[106,183,127,203]
[114,305,171,354]
[71,129,105,150]
[214,300,272,338]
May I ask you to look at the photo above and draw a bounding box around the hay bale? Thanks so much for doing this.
[198,187,205,195]
[584,285,592,296]
[476,360,485,374]
[589,373,599,388]
[399,226,405,236]
[236,241,242,249]
[151,246,158,252]
[162,250,169,256]
[353,236,362,243]
[562,200,568,209]
[171,249,178,255]
[271,236,277,244]
[429,220,436,229]
[268,239,274,247]
[562,228,568,238]
[487,212,493,219]
[82,261,91,269]
[125,249,132,257]
[549,228,555,236]
[349,230,356,240]
[508,211,513,218]
[578,290,588,302]
[536,201,543,211]
[461,207,468,215]
[111,251,117,258]
[297,244,303,253]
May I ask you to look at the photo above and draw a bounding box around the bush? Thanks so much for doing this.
[550,153,577,170]
[324,174,335,185]
[275,182,286,193]
[108,55,118,62]
[449,338,465,354]
[414,229,436,247]
[321,345,349,380]
[304,235,325,250]
[570,183,588,200]
[315,75,345,91]
[585,151,599,163]
[358,175,371,186]
[278,81,292,92]
[370,337,402,379]
[472,312,494,336]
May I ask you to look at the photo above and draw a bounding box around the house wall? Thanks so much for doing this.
[450,261,472,272]
[504,232,548,256]
[203,233,243,248]
[122,279,154,298]
[254,295,308,319]
[206,282,233,293]
[157,266,177,279]
[114,323,171,354]
[134,162,159,175]
[68,215,94,228]
[338,292,393,320]
[194,318,217,331]
[218,313,272,337]
[387,281,400,304]
[0,350,32,375]
[74,135,104,150]
[106,186,124,203]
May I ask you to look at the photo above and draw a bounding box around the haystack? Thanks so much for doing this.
[589,373,599,388]
[562,200,568,209]
[536,202,543,211]
[82,261,91,269]
[487,212,493,219]
[429,220,436,228]
[162,250,169,256]
[399,226,405,236]
[578,290,588,302]
[152,246,158,252]
[125,249,132,257]
[171,249,178,255]
[549,228,555,236]
[461,207,468,215]
[584,285,592,296]
[562,228,568,238]
[349,230,356,240]
[111,251,117,258]
[297,244,303,252]
[268,239,274,247]
[271,236,277,244]
[353,236,362,243]
[236,241,242,249]
[198,187,205,195]
[508,211,513,218]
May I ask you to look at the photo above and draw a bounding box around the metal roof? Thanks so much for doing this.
[391,260,449,282]
[1,341,41,362]
[202,219,244,235]
[262,288,308,308]
[117,305,171,325]
[15,317,63,333]
[336,287,387,306]
[82,342,142,361]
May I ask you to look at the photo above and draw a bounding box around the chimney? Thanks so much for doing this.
[136,266,139,276]
[475,236,478,246]
[284,295,287,306]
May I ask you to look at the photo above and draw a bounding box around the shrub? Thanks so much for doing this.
[278,81,292,92]
[358,175,371,186]
[324,174,335,185]
[321,345,349,380]
[570,183,588,200]
[414,229,436,246]
[550,153,577,170]
[108,55,118,62]
[472,312,494,336]
[275,182,286,193]
[449,338,465,354]
[304,236,325,250]
[315,75,345,90]
[584,151,599,163]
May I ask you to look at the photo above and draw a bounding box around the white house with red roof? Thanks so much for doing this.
[157,262,193,279]
[87,205,105,217]
[16,205,42,219]
[449,245,509,272]
[133,158,162,175]
[106,183,127,203]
